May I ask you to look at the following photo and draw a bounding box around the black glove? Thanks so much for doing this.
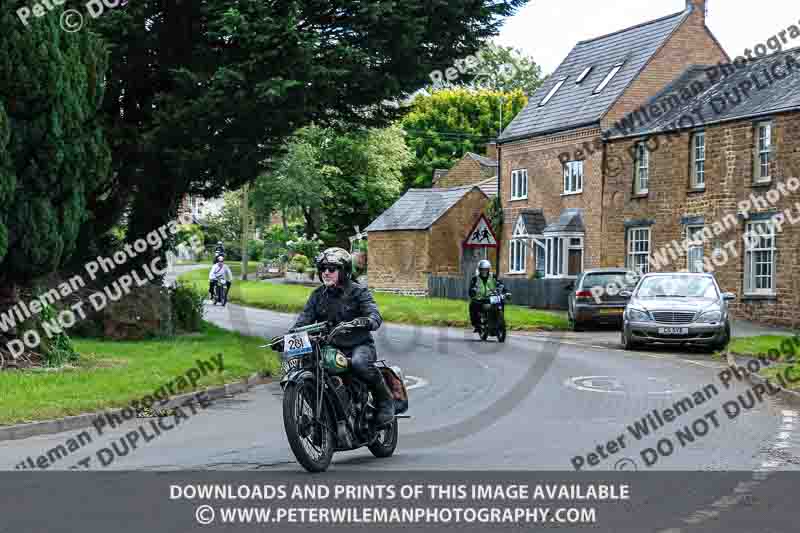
[351,317,372,329]
[269,335,284,352]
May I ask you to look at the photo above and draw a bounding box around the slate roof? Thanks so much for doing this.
[499,9,690,141]
[475,177,498,198]
[466,152,498,168]
[365,186,487,231]
[544,209,585,233]
[608,47,800,138]
[517,209,546,235]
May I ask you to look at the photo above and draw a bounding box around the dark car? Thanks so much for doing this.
[566,269,640,331]
[620,272,735,351]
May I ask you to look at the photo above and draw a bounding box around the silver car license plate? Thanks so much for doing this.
[658,327,689,335]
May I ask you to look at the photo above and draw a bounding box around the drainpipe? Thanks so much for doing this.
[495,141,502,278]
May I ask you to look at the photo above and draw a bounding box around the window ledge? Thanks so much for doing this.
[561,191,583,197]
[688,186,706,194]
[742,293,777,302]
[510,197,528,202]
[506,271,527,276]
[750,179,772,188]
[631,192,649,199]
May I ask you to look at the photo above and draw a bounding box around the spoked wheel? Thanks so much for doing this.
[368,418,398,458]
[282,380,335,473]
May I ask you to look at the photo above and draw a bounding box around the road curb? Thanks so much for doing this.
[0,372,273,443]
[726,351,800,406]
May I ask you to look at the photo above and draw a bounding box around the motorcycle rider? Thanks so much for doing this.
[468,259,504,333]
[292,247,395,426]
[209,255,233,305]
[213,241,225,263]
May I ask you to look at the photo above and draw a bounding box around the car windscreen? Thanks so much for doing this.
[636,275,719,299]
[581,272,639,290]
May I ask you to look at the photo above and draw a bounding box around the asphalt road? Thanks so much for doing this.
[1,264,798,475]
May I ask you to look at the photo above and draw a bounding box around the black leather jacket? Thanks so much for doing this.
[293,280,382,349]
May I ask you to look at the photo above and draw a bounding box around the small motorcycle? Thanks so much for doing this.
[268,321,409,473]
[478,288,510,343]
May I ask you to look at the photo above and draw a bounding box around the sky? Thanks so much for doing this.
[494,0,800,76]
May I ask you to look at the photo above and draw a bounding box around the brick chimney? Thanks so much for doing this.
[686,0,706,20]
[485,142,498,161]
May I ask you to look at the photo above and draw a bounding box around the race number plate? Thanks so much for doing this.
[658,327,689,335]
[283,331,312,357]
[489,295,501,304]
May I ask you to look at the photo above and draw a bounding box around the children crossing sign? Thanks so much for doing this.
[463,214,498,248]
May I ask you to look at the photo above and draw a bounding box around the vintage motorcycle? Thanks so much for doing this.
[478,288,511,342]
[268,321,409,473]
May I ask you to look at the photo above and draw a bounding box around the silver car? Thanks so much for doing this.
[620,272,735,351]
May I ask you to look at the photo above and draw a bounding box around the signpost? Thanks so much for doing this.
[463,214,498,248]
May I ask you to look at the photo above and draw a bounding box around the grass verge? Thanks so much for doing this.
[180,266,569,331]
[0,322,280,426]
[729,334,800,390]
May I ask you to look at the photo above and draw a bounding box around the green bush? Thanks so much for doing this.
[38,303,80,367]
[221,241,243,261]
[289,254,310,273]
[287,235,323,262]
[248,239,264,261]
[169,280,206,332]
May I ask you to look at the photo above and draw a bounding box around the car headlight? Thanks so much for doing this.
[627,308,651,322]
[696,310,722,323]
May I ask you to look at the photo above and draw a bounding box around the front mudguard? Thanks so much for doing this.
[280,368,314,389]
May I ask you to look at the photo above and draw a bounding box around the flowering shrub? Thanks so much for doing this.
[287,234,323,262]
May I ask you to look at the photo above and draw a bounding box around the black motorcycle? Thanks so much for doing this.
[212,278,228,306]
[478,288,510,342]
[268,321,409,473]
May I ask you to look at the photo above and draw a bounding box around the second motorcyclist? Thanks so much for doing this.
[468,259,504,333]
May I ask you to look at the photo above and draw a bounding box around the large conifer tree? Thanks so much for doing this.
[0,5,110,347]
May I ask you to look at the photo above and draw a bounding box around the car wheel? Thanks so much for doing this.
[711,324,731,352]
[569,313,583,332]
[621,327,638,351]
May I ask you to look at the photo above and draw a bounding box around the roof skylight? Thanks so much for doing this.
[593,63,623,94]
[576,66,592,84]
[539,77,567,106]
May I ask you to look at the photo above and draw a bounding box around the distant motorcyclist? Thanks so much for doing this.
[209,255,233,305]
[469,259,504,333]
[292,247,395,426]
[213,241,225,263]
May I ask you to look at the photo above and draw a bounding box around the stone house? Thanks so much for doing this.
[365,186,490,295]
[496,0,728,280]
[603,47,800,327]
[364,145,499,295]
[433,143,499,188]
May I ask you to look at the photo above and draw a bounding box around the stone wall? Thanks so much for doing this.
[367,230,431,292]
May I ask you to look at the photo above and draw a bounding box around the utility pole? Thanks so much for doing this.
[241,183,250,281]
[495,96,504,277]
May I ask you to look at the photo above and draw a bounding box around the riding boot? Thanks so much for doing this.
[371,375,395,427]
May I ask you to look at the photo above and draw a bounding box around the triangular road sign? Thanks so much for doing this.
[463,214,498,248]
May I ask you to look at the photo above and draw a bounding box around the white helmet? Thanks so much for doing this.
[478,259,491,271]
